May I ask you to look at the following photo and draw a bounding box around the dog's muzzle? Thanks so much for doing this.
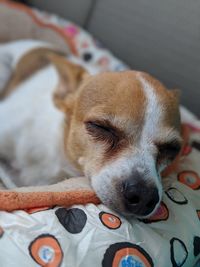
[122,172,160,216]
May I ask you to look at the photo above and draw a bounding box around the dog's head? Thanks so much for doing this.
[51,55,182,218]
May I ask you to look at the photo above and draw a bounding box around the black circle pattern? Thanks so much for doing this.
[193,236,200,257]
[165,187,188,205]
[170,238,188,267]
[55,208,87,234]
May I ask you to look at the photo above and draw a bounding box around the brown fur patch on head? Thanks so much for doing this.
[63,71,148,172]
[77,71,147,128]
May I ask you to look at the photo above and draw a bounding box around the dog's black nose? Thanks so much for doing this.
[122,180,159,216]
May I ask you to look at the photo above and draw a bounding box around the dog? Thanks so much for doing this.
[0,40,182,218]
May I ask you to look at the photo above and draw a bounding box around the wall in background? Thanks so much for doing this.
[88,0,200,116]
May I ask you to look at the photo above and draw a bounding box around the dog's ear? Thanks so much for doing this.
[0,47,62,100]
[47,54,88,113]
[0,47,88,111]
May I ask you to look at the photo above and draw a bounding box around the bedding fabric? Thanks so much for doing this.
[0,1,200,267]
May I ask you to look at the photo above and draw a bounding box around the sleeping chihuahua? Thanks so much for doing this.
[0,40,182,218]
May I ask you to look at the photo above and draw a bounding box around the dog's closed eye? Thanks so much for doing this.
[156,140,182,162]
[84,120,120,150]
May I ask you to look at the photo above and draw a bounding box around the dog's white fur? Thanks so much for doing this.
[0,40,80,187]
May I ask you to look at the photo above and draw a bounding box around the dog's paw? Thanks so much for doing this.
[0,52,13,92]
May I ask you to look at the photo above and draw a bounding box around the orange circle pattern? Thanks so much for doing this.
[29,234,63,267]
[99,212,122,229]
[178,171,200,190]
